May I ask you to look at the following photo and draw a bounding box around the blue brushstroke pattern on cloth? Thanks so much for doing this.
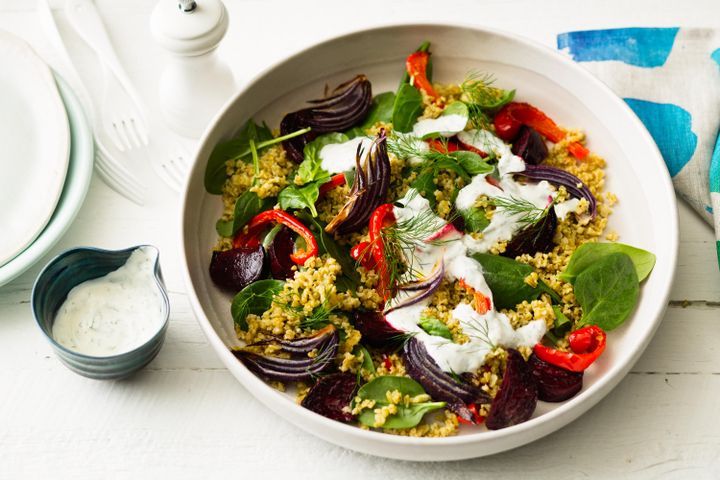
[712,48,720,67]
[557,28,679,67]
[623,98,697,177]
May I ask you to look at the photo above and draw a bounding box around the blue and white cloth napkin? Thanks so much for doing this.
[557,27,720,266]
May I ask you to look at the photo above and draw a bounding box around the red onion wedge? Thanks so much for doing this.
[325,130,391,235]
[384,261,444,314]
[517,164,597,218]
[233,326,339,382]
[280,75,372,163]
[403,337,491,424]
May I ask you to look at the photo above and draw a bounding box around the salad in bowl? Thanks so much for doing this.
[202,41,655,438]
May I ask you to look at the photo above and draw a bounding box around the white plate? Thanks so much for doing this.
[0,31,70,267]
[0,75,93,287]
[180,24,678,461]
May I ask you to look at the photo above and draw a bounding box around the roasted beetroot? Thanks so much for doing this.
[403,337,490,424]
[301,372,358,422]
[486,349,538,430]
[280,75,372,163]
[209,245,265,292]
[268,226,295,280]
[353,310,404,348]
[511,126,548,165]
[502,207,557,258]
[529,354,583,402]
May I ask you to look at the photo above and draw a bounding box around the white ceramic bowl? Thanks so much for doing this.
[180,23,678,461]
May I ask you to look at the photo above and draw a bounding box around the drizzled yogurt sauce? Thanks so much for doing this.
[52,247,165,357]
[319,136,372,174]
[384,190,547,373]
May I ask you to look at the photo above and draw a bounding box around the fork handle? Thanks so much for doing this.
[65,0,149,124]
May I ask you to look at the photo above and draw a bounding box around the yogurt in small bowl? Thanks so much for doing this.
[32,245,170,379]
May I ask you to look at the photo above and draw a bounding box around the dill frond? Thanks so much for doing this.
[491,195,553,227]
[461,70,515,128]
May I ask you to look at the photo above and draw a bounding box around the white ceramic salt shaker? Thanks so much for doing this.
[150,0,236,138]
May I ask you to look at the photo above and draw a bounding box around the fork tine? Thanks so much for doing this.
[104,119,126,152]
[114,119,134,151]
[151,159,182,192]
[123,118,143,150]
[131,117,150,146]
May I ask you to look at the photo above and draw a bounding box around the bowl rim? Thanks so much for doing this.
[179,21,678,451]
[31,244,171,362]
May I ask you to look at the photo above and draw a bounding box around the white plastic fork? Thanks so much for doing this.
[37,0,146,205]
[65,0,149,152]
[153,144,191,192]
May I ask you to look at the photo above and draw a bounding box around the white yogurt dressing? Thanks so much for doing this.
[412,114,468,139]
[455,129,580,253]
[384,190,546,373]
[52,247,166,357]
[318,136,372,174]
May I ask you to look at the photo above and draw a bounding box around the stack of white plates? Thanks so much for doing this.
[0,31,93,287]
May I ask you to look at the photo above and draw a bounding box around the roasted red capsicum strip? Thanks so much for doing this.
[318,173,347,196]
[233,210,318,265]
[533,325,606,372]
[494,102,589,160]
[406,51,438,100]
[350,241,376,270]
[368,203,396,299]
[458,279,492,314]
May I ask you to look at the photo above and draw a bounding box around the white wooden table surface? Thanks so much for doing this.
[2,0,720,478]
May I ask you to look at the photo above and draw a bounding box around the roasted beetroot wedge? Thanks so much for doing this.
[280,75,372,163]
[301,372,358,422]
[486,349,538,430]
[268,226,295,280]
[403,337,490,424]
[511,126,548,165]
[502,207,557,258]
[353,310,404,348]
[529,354,583,402]
[209,245,266,292]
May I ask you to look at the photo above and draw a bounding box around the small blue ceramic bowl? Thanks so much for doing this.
[31,245,170,380]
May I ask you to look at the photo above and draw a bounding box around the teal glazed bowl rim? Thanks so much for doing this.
[31,245,170,375]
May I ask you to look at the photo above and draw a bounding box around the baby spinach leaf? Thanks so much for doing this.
[450,151,493,175]
[392,83,423,133]
[574,252,639,331]
[297,213,360,291]
[297,133,349,184]
[418,317,453,340]
[205,120,273,194]
[215,191,275,237]
[460,207,490,233]
[278,183,320,217]
[353,345,376,376]
[441,101,469,118]
[560,242,656,283]
[472,253,560,309]
[545,305,573,345]
[355,376,445,429]
[410,167,437,207]
[348,92,396,138]
[231,279,285,330]
[357,375,425,402]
